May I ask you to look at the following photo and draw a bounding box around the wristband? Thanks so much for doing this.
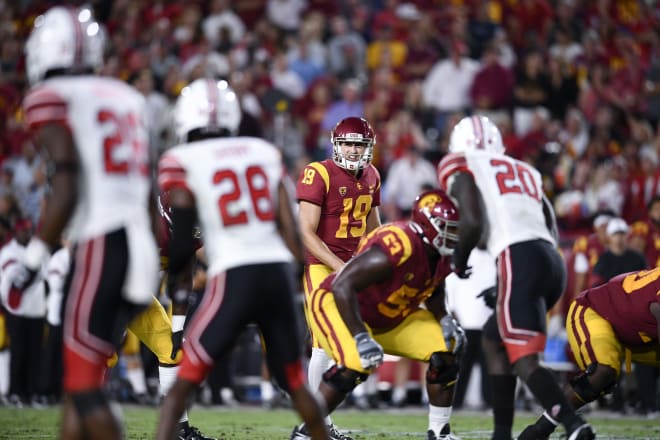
[24,237,50,270]
[171,314,186,332]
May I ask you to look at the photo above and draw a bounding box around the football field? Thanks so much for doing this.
[0,405,657,439]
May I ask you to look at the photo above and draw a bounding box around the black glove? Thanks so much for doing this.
[477,286,497,309]
[8,265,38,309]
[450,261,472,279]
[170,330,184,360]
[354,332,384,370]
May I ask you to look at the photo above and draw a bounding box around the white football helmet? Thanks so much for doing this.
[174,78,241,142]
[448,115,504,154]
[25,6,105,86]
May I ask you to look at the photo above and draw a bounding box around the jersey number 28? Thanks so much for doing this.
[213,166,274,226]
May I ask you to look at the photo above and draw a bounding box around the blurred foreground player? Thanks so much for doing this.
[155,78,329,440]
[21,6,159,439]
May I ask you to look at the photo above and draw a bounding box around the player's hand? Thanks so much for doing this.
[170,330,184,360]
[354,332,384,370]
[8,264,38,309]
[477,286,497,309]
[440,315,466,357]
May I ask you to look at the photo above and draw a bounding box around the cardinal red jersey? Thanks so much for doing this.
[575,268,660,346]
[630,219,660,268]
[296,159,381,265]
[320,221,451,331]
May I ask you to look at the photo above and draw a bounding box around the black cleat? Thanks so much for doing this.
[178,425,216,440]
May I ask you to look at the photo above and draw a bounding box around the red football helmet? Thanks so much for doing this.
[331,116,375,171]
[410,189,459,256]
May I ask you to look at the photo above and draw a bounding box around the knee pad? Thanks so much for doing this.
[570,363,615,404]
[71,390,109,418]
[426,352,459,389]
[322,364,367,394]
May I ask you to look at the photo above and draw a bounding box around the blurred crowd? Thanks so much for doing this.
[0,0,658,235]
[0,0,660,415]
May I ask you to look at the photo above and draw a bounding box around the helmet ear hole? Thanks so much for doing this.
[410,189,460,256]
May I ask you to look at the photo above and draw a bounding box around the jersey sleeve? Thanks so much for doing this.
[362,225,413,267]
[23,86,69,130]
[158,153,190,192]
[371,165,382,207]
[437,152,472,192]
[296,162,329,205]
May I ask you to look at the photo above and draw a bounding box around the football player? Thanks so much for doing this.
[520,267,660,439]
[155,78,329,440]
[21,6,159,439]
[122,194,214,440]
[296,116,381,439]
[437,116,594,440]
[291,189,466,440]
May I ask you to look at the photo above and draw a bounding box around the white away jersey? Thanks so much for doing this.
[159,136,293,275]
[23,76,152,241]
[438,151,554,257]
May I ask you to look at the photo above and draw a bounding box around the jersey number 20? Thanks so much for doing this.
[490,159,540,200]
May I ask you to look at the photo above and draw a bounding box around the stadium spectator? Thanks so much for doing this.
[0,218,45,407]
[202,0,246,50]
[630,196,660,269]
[422,39,480,137]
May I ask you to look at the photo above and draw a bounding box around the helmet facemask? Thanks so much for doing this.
[332,138,373,171]
[418,207,459,256]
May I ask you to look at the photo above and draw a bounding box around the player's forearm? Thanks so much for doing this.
[39,173,77,248]
[301,232,344,271]
[332,284,368,336]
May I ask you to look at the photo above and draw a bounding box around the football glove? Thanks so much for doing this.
[170,314,186,360]
[440,315,466,357]
[477,286,497,309]
[450,263,472,279]
[170,330,184,360]
[8,265,38,309]
[354,332,384,370]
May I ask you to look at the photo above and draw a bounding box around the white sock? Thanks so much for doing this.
[428,404,452,435]
[126,366,147,394]
[260,380,275,402]
[159,365,188,423]
[0,350,9,396]
[392,386,406,404]
[308,347,332,425]
[365,373,378,394]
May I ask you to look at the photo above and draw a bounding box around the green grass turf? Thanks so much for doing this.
[0,405,658,439]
